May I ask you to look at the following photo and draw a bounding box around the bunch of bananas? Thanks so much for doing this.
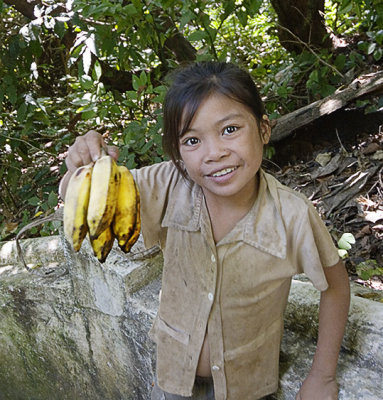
[63,152,140,263]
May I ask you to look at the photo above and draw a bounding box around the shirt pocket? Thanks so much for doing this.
[149,314,190,346]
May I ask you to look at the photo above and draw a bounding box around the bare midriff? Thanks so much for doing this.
[196,332,212,377]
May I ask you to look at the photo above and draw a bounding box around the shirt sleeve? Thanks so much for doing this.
[294,199,340,291]
[130,161,180,249]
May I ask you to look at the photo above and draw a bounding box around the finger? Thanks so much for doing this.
[106,145,119,161]
[66,136,93,171]
[84,130,105,162]
[295,391,302,400]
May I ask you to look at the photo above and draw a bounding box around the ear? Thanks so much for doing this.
[260,115,271,144]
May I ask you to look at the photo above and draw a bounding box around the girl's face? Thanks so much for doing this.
[179,93,270,207]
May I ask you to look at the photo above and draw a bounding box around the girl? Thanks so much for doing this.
[60,61,350,400]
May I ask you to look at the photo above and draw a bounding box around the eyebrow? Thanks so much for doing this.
[182,113,245,136]
[216,113,244,125]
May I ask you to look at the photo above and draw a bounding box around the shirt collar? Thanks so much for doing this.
[161,169,287,259]
[161,176,203,232]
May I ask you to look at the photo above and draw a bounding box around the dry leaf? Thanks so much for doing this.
[362,142,380,155]
[311,153,342,179]
[372,150,383,160]
[364,210,383,223]
[315,152,332,167]
[5,222,18,233]
[355,225,372,238]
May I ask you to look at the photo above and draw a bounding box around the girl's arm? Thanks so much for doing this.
[296,259,350,400]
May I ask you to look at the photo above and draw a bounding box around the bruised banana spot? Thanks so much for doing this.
[75,167,84,177]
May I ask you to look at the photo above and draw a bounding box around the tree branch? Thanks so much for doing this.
[3,0,40,20]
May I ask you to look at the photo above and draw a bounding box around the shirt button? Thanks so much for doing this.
[212,365,220,371]
[208,292,214,302]
[211,254,216,263]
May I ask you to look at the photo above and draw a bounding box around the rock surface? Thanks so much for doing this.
[0,235,382,399]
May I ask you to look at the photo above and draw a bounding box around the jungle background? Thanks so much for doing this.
[0,0,382,290]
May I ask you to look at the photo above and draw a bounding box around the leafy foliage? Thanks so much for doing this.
[356,259,383,281]
[0,0,382,240]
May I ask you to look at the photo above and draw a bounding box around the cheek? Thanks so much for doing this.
[179,152,197,173]
[245,143,264,168]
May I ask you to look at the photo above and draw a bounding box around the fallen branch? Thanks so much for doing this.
[271,71,383,142]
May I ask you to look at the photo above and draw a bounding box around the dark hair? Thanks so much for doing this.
[162,61,266,173]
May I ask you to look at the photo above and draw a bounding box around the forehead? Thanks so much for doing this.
[188,93,255,125]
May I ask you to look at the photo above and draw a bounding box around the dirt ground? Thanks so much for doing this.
[267,107,383,295]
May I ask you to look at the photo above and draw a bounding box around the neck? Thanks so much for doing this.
[204,173,259,213]
[203,175,259,243]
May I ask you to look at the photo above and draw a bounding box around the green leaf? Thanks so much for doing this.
[93,60,102,80]
[334,54,346,70]
[158,0,176,8]
[338,0,353,14]
[277,86,289,99]
[137,140,153,155]
[132,75,140,91]
[80,75,93,90]
[309,69,319,83]
[356,260,383,280]
[374,48,383,61]
[82,47,92,75]
[180,10,195,29]
[17,103,28,122]
[7,85,17,105]
[28,196,40,206]
[85,34,98,56]
[47,191,58,208]
[337,233,355,250]
[338,239,351,251]
[188,30,207,42]
[81,110,97,120]
[338,249,348,259]
[237,10,248,26]
[123,3,137,16]
[98,108,108,120]
[320,84,336,97]
[139,70,147,86]
[222,0,236,19]
[246,0,262,14]
[375,30,383,45]
[110,105,121,114]
[367,42,376,55]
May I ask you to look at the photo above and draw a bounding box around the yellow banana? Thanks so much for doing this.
[87,153,119,239]
[112,165,137,247]
[120,182,141,253]
[90,226,115,263]
[63,164,93,251]
[62,149,140,261]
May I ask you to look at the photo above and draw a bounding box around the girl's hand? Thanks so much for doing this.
[65,130,119,172]
[59,130,119,199]
[296,371,338,400]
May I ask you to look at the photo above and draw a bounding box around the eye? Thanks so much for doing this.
[223,125,238,135]
[182,137,200,146]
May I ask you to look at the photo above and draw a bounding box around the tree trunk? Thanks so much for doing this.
[270,0,332,53]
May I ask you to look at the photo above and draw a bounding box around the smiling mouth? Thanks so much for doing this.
[211,167,237,177]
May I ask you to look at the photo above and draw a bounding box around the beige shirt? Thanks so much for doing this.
[132,161,339,400]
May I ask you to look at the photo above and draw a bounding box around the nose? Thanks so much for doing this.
[204,136,229,162]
